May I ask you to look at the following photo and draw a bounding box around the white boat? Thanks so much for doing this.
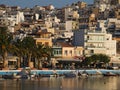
[78,71,88,78]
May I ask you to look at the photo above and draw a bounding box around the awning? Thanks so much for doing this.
[7,56,18,61]
[56,58,82,63]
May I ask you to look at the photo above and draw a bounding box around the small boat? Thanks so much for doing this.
[64,71,77,78]
[14,68,30,79]
[96,70,103,75]
[78,71,88,78]
[103,72,117,76]
[2,75,13,79]
[13,75,21,79]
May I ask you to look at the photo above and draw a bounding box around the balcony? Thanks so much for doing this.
[85,38,105,42]
[53,54,62,57]
[85,46,106,50]
[86,30,106,35]
[86,39,105,42]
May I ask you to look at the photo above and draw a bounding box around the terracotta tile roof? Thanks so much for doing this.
[57,42,73,47]
[37,31,52,35]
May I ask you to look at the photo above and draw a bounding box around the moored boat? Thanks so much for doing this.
[78,71,89,78]
[2,75,13,79]
[64,71,77,78]
[103,72,117,76]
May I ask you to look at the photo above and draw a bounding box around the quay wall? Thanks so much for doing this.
[0,69,120,75]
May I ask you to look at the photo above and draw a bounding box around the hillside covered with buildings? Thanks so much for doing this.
[0,0,120,69]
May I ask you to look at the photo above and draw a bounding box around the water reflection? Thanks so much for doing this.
[0,77,120,90]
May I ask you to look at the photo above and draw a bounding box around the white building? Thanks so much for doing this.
[64,6,79,20]
[45,15,60,28]
[84,20,116,57]
[73,20,116,57]
[65,21,73,31]
[94,0,110,12]
[0,11,24,32]
[85,30,116,57]
[65,20,79,31]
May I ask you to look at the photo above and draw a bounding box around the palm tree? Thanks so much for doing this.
[12,39,25,68]
[42,46,53,68]
[33,44,53,69]
[33,44,44,69]
[0,26,13,68]
[22,37,36,68]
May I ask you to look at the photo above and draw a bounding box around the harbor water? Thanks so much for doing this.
[0,69,120,90]
[0,76,120,90]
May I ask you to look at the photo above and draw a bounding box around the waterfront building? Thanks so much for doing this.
[52,42,83,69]
[0,1,120,69]
[73,20,116,58]
[0,56,18,70]
[85,30,116,57]
[85,20,116,57]
[52,45,62,58]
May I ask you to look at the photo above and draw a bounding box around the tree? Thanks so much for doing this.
[43,46,53,61]
[12,39,25,68]
[0,26,13,68]
[22,37,36,68]
[90,54,110,64]
[82,54,110,68]
[33,44,44,69]
[98,54,110,64]
[81,57,92,68]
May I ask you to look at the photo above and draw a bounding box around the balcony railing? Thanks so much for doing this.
[85,46,106,50]
[85,39,105,42]
[86,30,106,34]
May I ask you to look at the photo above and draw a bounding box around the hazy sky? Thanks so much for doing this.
[0,0,93,8]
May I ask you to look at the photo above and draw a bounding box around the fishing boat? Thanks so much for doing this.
[78,71,88,78]
[2,74,13,79]
[103,72,117,76]
[64,71,77,78]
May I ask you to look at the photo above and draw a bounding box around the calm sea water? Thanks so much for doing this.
[0,76,120,90]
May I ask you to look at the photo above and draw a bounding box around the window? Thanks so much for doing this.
[90,50,94,54]
[65,50,68,56]
[44,42,49,46]
[70,50,72,56]
[37,42,42,45]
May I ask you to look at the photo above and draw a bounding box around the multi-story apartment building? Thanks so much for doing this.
[34,31,53,47]
[84,29,116,57]
[85,20,116,57]
[65,20,79,31]
[73,20,116,58]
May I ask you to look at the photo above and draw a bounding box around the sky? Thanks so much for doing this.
[0,0,93,8]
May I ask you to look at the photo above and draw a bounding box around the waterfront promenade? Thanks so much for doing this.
[0,69,120,76]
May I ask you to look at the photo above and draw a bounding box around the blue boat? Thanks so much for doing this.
[64,71,76,78]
